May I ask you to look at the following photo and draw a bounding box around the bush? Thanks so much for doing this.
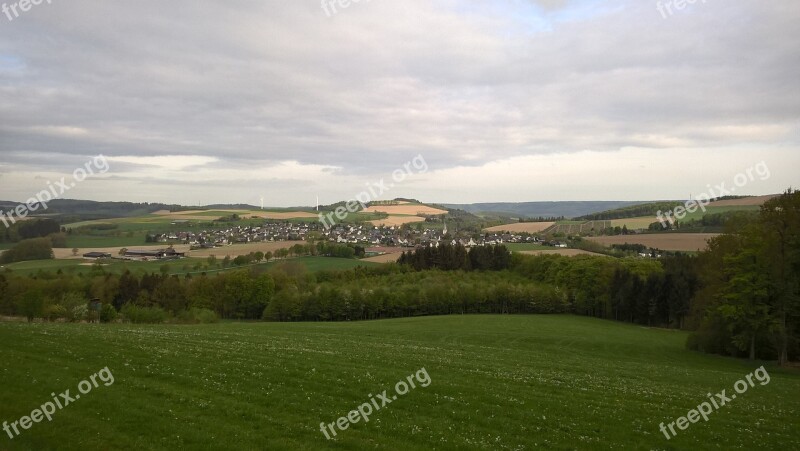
[0,238,54,264]
[58,292,88,322]
[43,304,67,322]
[173,308,219,324]
[686,315,738,356]
[120,304,169,324]
[18,290,44,322]
[99,304,118,323]
[70,304,88,322]
[48,232,68,248]
[2,219,60,243]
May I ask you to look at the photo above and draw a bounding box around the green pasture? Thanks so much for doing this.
[1,256,378,278]
[504,243,551,252]
[0,315,797,450]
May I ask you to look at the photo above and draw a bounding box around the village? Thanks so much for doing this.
[125,221,560,260]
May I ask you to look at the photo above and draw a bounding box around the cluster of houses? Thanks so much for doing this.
[82,222,566,262]
[323,224,546,248]
[145,222,551,249]
[147,223,317,248]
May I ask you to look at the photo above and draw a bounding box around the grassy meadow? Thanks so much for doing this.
[1,256,379,277]
[503,243,551,252]
[1,315,797,450]
[606,206,762,231]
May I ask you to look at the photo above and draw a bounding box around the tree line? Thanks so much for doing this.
[0,246,675,327]
[0,218,61,243]
[397,244,512,271]
[687,190,799,365]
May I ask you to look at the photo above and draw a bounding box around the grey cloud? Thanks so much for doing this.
[0,0,798,203]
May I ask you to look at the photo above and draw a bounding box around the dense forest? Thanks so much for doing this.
[0,218,61,243]
[397,244,512,271]
[688,190,799,365]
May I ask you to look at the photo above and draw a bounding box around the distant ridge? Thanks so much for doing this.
[0,199,260,222]
[441,201,651,219]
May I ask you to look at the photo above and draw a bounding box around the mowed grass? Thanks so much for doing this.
[65,235,153,249]
[0,316,797,450]
[2,256,378,277]
[611,216,660,230]
[679,205,759,223]
[604,206,761,231]
[504,243,551,252]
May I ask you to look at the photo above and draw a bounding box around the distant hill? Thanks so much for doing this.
[0,199,165,218]
[708,194,779,207]
[576,195,779,220]
[203,204,259,210]
[441,201,651,219]
[576,201,684,221]
[0,199,259,223]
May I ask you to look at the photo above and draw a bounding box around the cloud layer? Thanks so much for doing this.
[1,0,798,205]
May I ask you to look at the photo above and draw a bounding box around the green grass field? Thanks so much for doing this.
[546,221,612,236]
[0,315,796,450]
[680,205,759,223]
[2,256,379,277]
[611,216,660,230]
[64,235,154,249]
[609,206,761,231]
[2,258,212,277]
[504,243,551,252]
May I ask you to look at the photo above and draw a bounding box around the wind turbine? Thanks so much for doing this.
[260,195,265,210]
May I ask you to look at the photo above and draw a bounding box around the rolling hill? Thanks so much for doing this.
[1,315,796,449]
[441,201,651,219]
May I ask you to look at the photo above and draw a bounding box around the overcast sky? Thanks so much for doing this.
[1,0,798,207]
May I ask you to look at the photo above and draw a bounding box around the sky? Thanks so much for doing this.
[0,0,798,207]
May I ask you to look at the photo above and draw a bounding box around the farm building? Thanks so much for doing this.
[124,248,186,260]
[83,252,112,259]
